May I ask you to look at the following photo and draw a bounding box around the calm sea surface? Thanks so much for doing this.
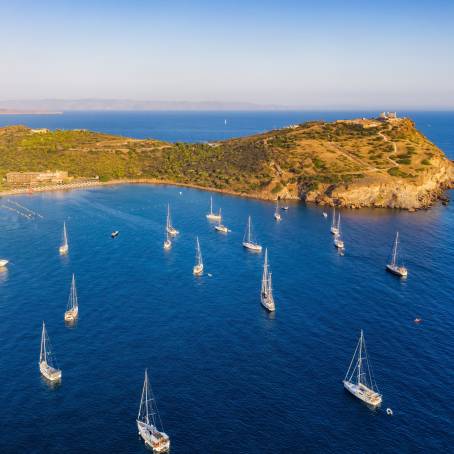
[0,111,453,453]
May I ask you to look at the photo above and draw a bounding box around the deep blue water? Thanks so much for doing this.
[0,184,453,453]
[0,111,453,453]
[0,110,453,158]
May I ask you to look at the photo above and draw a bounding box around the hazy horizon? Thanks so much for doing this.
[1,0,454,109]
[2,99,454,112]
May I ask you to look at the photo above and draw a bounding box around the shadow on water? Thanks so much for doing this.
[40,375,62,391]
[0,267,9,284]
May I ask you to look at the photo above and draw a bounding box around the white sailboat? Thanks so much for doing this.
[274,200,282,221]
[206,196,221,221]
[64,274,79,322]
[261,249,276,312]
[193,236,204,276]
[137,369,170,453]
[0,259,8,267]
[39,321,62,382]
[166,204,179,237]
[333,213,345,249]
[214,209,229,233]
[59,222,69,255]
[242,216,262,252]
[343,330,382,408]
[163,228,172,250]
[386,232,408,277]
[330,208,339,235]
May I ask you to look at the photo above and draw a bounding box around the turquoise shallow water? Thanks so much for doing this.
[0,184,453,453]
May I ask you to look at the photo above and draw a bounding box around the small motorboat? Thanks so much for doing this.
[111,231,119,238]
[0,259,8,267]
[414,318,422,324]
[386,408,393,416]
[323,212,328,218]
[281,206,289,211]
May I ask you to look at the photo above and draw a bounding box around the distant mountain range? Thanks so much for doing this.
[0,99,289,112]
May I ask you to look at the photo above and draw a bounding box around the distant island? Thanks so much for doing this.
[0,108,62,115]
[0,114,452,210]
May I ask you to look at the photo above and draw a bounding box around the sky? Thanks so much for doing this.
[1,0,454,109]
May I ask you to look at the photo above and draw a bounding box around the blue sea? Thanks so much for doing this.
[0,111,453,453]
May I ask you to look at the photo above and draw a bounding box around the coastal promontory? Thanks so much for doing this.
[0,115,452,210]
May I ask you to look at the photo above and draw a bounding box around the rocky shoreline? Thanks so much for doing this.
[1,172,452,211]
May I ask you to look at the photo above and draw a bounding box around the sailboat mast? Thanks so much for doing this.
[218,209,222,225]
[196,237,202,266]
[332,207,336,228]
[72,274,77,310]
[262,249,268,294]
[63,222,68,246]
[357,330,363,385]
[392,232,399,266]
[210,197,213,215]
[167,204,173,230]
[248,216,251,243]
[40,322,46,363]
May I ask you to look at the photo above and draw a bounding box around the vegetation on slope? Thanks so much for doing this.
[0,118,449,201]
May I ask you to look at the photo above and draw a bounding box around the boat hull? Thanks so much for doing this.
[111,231,119,238]
[334,238,345,249]
[0,259,8,267]
[163,240,171,250]
[243,242,262,252]
[40,361,62,382]
[274,214,282,221]
[343,380,382,408]
[330,227,339,235]
[193,264,203,276]
[215,225,228,233]
[386,264,408,277]
[166,227,179,237]
[59,245,68,255]
[64,308,78,322]
[261,294,275,312]
[137,421,170,453]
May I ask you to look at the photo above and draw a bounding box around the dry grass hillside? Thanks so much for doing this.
[0,116,452,209]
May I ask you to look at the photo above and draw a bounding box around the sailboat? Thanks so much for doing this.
[274,200,282,221]
[206,196,221,221]
[214,209,229,233]
[330,208,339,235]
[137,369,170,453]
[343,330,382,408]
[39,321,62,382]
[64,274,79,322]
[163,228,172,250]
[261,249,276,312]
[333,213,345,249]
[166,204,179,237]
[242,216,262,252]
[59,222,69,255]
[193,237,204,276]
[386,232,408,277]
